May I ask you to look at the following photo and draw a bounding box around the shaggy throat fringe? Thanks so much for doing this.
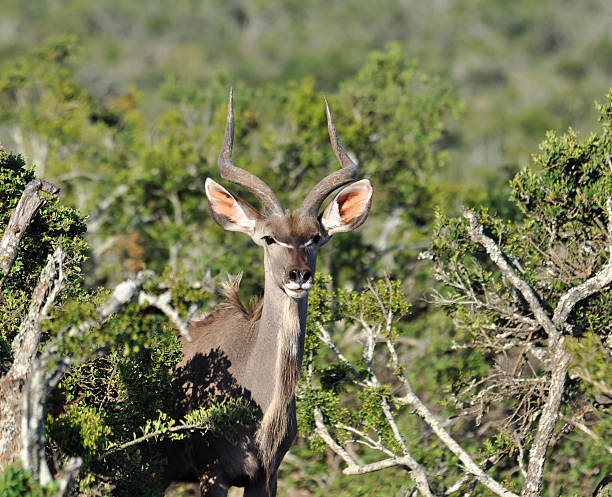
[255,296,301,483]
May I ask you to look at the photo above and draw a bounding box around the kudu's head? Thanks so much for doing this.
[205,90,373,299]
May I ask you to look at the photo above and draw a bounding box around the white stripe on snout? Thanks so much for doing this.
[276,239,316,249]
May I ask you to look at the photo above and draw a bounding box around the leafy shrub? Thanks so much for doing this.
[0,150,87,373]
[0,465,57,497]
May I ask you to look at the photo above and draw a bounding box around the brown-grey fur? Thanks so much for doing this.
[160,92,373,497]
[163,213,316,496]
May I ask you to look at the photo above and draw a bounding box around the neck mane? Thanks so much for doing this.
[255,280,307,483]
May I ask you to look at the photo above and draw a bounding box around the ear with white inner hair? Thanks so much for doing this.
[205,178,262,234]
[320,179,373,235]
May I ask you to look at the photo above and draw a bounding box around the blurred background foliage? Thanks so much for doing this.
[0,0,610,495]
[1,0,610,179]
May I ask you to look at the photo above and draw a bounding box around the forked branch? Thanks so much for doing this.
[312,276,518,497]
[461,205,612,497]
[462,208,556,338]
[313,408,434,497]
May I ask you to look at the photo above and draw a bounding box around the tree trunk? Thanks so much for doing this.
[0,179,61,469]
[0,248,65,469]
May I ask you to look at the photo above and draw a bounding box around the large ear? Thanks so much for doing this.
[320,179,373,235]
[205,178,262,234]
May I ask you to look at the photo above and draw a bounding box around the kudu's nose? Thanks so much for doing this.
[288,269,312,284]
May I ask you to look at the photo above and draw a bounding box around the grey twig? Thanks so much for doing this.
[139,290,192,342]
[462,208,556,338]
[99,423,209,458]
[313,408,433,496]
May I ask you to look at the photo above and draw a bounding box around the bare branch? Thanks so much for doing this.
[397,388,518,497]
[430,264,540,330]
[339,425,394,455]
[139,290,192,342]
[314,407,360,471]
[461,209,583,497]
[512,432,527,478]
[521,343,570,497]
[462,209,556,338]
[316,323,364,385]
[357,295,516,496]
[569,369,612,398]
[54,170,104,182]
[16,267,199,489]
[0,247,66,470]
[314,408,433,496]
[553,200,612,328]
[0,179,60,290]
[380,396,409,456]
[521,200,612,497]
[315,283,433,496]
[443,455,501,497]
[19,271,152,483]
[342,457,426,478]
[9,247,66,380]
[358,317,379,384]
[559,414,612,456]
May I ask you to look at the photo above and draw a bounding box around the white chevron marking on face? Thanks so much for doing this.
[273,239,317,249]
[284,287,310,299]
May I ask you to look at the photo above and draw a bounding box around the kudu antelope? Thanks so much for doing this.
[163,90,372,497]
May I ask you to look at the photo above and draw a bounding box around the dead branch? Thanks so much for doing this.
[0,179,60,290]
[19,270,153,484]
[8,247,67,381]
[139,290,192,342]
[313,408,434,497]
[0,247,66,469]
[462,208,556,338]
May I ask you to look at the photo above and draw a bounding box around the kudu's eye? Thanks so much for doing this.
[263,236,275,245]
[312,234,321,244]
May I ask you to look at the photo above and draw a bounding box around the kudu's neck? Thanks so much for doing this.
[256,267,309,376]
[262,272,309,327]
[253,264,309,476]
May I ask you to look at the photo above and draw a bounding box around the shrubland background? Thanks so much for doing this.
[0,0,610,496]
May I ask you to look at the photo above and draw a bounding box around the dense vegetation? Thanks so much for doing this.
[0,2,610,496]
[2,0,610,181]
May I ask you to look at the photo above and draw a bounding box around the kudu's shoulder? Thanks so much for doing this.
[188,305,254,336]
[180,305,258,371]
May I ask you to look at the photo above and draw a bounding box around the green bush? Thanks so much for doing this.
[0,150,87,373]
[0,465,57,497]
